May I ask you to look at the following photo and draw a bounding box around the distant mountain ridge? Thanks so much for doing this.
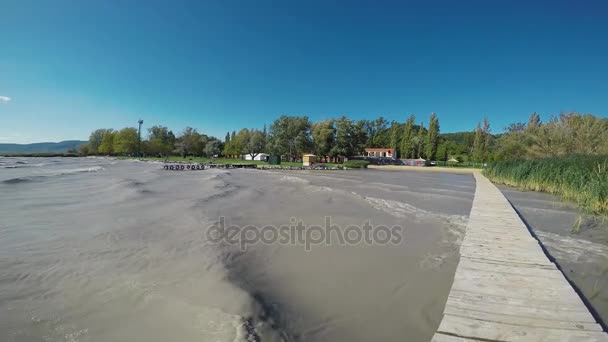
[0,140,86,154]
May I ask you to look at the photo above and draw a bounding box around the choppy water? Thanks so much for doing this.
[0,157,475,341]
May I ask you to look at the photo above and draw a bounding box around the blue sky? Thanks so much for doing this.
[1,0,607,143]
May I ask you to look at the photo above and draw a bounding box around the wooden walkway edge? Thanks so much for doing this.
[432,172,608,342]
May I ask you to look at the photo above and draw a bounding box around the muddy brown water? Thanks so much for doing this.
[0,158,475,342]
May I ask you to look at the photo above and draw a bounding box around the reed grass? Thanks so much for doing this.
[483,155,608,216]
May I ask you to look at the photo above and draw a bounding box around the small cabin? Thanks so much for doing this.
[302,154,317,166]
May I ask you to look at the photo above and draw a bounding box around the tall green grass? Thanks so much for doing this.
[483,155,608,216]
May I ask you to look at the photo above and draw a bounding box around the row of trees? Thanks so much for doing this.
[81,126,223,158]
[80,112,607,163]
[80,113,445,161]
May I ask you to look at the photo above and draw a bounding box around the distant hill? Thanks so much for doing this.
[0,140,86,154]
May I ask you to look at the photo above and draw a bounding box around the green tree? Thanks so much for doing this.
[482,116,491,160]
[88,128,112,154]
[204,139,222,157]
[425,112,440,160]
[400,115,415,158]
[98,130,116,155]
[225,131,231,143]
[363,117,390,147]
[147,125,176,156]
[78,143,91,156]
[416,121,426,158]
[311,120,336,157]
[389,121,402,158]
[268,115,312,161]
[243,129,266,159]
[114,127,139,155]
[176,127,203,157]
[331,116,367,157]
[471,122,484,162]
[436,140,450,162]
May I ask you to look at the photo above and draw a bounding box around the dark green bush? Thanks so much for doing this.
[344,160,370,169]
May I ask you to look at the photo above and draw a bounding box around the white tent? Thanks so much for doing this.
[243,153,268,161]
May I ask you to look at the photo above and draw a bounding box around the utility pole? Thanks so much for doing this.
[137,119,144,157]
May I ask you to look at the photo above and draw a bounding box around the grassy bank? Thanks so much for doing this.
[484,155,608,216]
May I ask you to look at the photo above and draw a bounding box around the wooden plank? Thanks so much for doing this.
[445,296,598,324]
[456,259,563,278]
[462,234,538,244]
[451,280,583,304]
[432,172,608,341]
[462,236,541,245]
[460,243,546,256]
[448,290,592,311]
[453,271,576,292]
[431,333,475,342]
[444,306,602,331]
[460,256,556,269]
[458,251,553,266]
[437,314,608,341]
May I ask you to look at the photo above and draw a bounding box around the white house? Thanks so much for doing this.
[364,148,395,158]
[242,153,269,161]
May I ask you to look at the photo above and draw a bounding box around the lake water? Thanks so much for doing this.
[0,157,475,342]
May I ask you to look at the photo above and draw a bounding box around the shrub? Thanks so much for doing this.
[344,160,370,169]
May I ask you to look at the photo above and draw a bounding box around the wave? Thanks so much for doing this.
[56,166,105,175]
[2,166,105,184]
[357,195,469,229]
[2,163,47,169]
[2,176,42,184]
[536,230,608,262]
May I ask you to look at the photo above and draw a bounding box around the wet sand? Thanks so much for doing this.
[0,158,474,341]
[498,185,608,327]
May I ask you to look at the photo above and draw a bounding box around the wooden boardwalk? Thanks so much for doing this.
[432,173,608,342]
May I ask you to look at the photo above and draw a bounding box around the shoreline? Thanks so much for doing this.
[368,164,481,174]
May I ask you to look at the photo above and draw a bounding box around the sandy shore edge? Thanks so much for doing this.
[368,165,481,174]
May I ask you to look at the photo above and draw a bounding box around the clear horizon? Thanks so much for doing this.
[1,0,607,144]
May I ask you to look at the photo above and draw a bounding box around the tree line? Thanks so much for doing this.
[79,112,607,162]
[79,113,443,161]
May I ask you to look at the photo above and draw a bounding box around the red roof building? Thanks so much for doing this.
[364,148,395,158]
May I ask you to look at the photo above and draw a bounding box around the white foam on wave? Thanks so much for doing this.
[536,230,608,262]
[356,195,469,229]
[56,166,105,175]
[279,175,309,184]
[2,162,47,169]
[2,166,106,184]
